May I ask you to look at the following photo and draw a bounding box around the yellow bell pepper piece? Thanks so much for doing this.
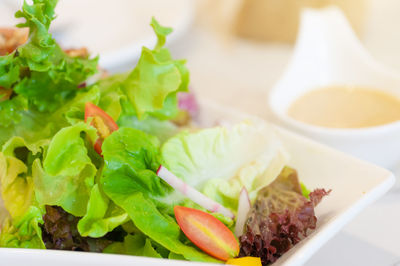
[226,257,262,266]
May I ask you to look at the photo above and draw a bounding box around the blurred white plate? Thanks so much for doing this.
[0,99,395,265]
[0,0,194,70]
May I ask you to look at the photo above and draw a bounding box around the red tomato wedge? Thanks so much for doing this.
[174,206,239,261]
[84,102,118,155]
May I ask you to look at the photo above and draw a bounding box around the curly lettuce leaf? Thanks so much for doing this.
[151,17,172,50]
[239,167,330,265]
[123,47,181,119]
[0,53,20,88]
[96,18,189,122]
[14,0,58,72]
[0,0,98,126]
[32,122,98,216]
[0,95,28,128]
[100,128,219,263]
[161,121,289,210]
[0,86,100,148]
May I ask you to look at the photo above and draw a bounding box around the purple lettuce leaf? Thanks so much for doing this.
[239,167,330,265]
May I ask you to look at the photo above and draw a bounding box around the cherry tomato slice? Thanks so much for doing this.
[174,206,239,261]
[84,102,118,155]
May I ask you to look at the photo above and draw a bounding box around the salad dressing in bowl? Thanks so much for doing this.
[268,7,400,168]
[287,86,400,129]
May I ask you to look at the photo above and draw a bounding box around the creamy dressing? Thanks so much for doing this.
[288,86,400,128]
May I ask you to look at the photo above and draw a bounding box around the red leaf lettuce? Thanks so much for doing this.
[239,167,330,265]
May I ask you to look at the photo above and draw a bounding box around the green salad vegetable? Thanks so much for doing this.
[0,1,329,265]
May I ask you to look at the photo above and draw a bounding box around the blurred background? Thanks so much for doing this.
[2,0,400,118]
[1,0,400,265]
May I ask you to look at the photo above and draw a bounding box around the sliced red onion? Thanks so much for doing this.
[234,187,251,237]
[178,92,199,117]
[156,165,234,219]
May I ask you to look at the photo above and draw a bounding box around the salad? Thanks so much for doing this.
[0,0,330,265]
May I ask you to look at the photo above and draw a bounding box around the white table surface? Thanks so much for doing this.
[167,0,400,265]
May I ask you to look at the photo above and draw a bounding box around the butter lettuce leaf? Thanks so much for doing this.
[0,137,46,248]
[32,122,97,216]
[161,121,289,210]
[0,136,47,219]
[77,184,129,238]
[118,115,179,143]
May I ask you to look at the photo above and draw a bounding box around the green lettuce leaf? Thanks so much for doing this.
[32,122,98,216]
[0,137,46,248]
[0,95,28,128]
[0,206,45,248]
[118,115,179,143]
[101,128,220,263]
[104,233,162,258]
[301,182,311,199]
[0,82,100,150]
[95,18,189,122]
[61,86,101,125]
[0,0,98,126]
[151,17,172,50]
[96,73,128,121]
[77,184,129,238]
[0,136,47,219]
[96,75,179,142]
[127,17,189,120]
[161,121,289,210]
[101,128,164,199]
[0,53,20,88]
[122,47,181,119]
[14,0,58,72]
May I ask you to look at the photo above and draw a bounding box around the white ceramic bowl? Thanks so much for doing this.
[268,7,400,169]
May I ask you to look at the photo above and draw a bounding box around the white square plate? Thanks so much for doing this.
[0,99,395,266]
